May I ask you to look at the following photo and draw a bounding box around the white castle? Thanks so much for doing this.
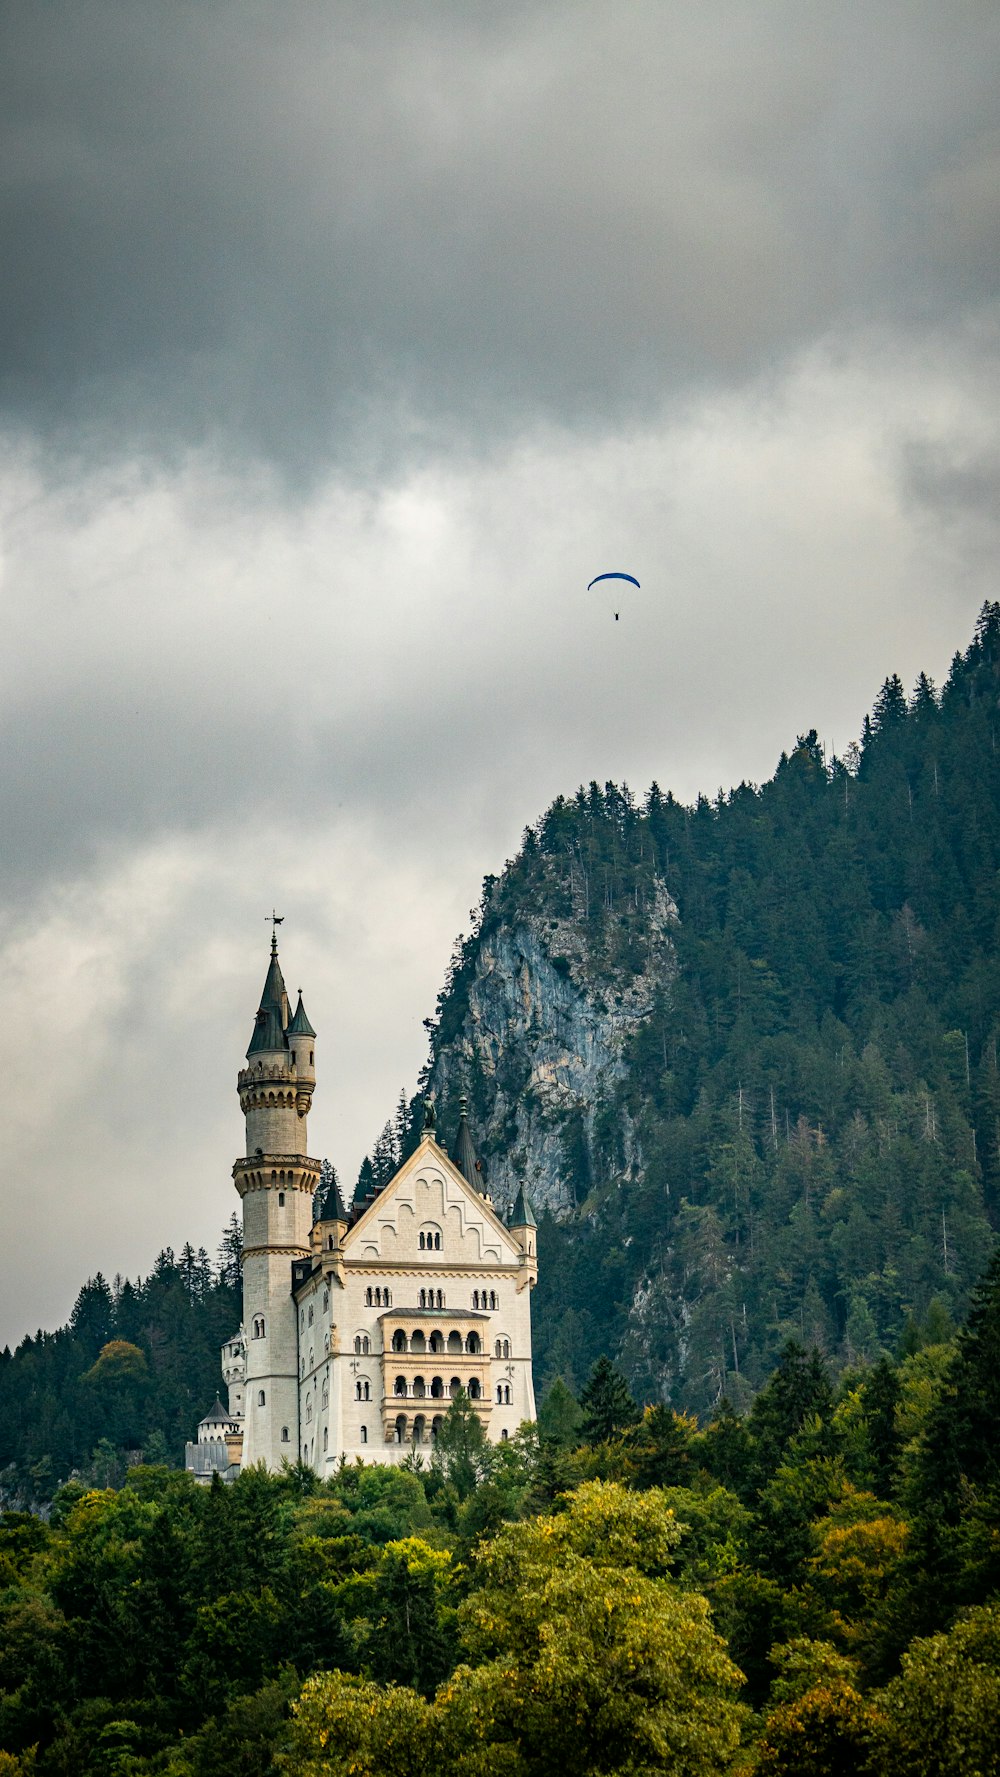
[186,934,537,1479]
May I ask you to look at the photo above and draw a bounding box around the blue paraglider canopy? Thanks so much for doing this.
[587,572,640,591]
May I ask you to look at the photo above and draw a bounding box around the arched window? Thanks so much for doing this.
[447,1330,463,1353]
[501,1428,509,1441]
[281,1426,289,1442]
[494,1338,501,1358]
[412,1375,426,1398]
[365,1287,373,1307]
[436,1290,443,1308]
[466,1332,480,1354]
[360,1425,367,1443]
[253,1316,266,1338]
[496,1385,503,1404]
[431,1375,444,1398]
[392,1329,407,1352]
[278,1191,285,1207]
[473,1290,480,1309]
[429,1330,444,1353]
[503,1339,510,1359]
[394,1415,407,1444]
[431,1416,442,1438]
[468,1378,481,1401]
[355,1335,362,1354]
[384,1288,392,1307]
[449,1376,462,1398]
[374,1287,382,1307]
[491,1291,498,1310]
[394,1375,407,1396]
[434,1232,441,1251]
[257,1390,266,1406]
[411,1330,426,1352]
[418,1288,426,1307]
[363,1335,370,1354]
[419,1232,426,1251]
[413,1414,426,1444]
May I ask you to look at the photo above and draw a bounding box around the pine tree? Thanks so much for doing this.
[579,1356,639,1444]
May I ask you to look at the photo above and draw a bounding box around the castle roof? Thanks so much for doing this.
[288,991,316,1038]
[509,1183,536,1229]
[452,1095,484,1195]
[199,1395,232,1426]
[247,935,289,1056]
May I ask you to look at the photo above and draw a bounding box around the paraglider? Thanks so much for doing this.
[588,570,639,621]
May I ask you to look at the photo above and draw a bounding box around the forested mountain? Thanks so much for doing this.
[0,1226,242,1504]
[399,603,1000,1413]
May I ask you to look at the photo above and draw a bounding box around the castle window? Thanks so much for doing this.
[435,1290,443,1308]
[473,1291,480,1309]
[394,1415,407,1444]
[496,1385,502,1403]
[501,1428,509,1441]
[360,1425,367,1444]
[468,1378,482,1401]
[323,1428,328,1452]
[327,1235,334,1249]
[419,1233,425,1251]
[375,1287,382,1307]
[278,1191,285,1206]
[281,1426,289,1441]
[431,1376,444,1397]
[494,1338,501,1358]
[429,1330,444,1353]
[384,1288,392,1307]
[257,1390,266,1406]
[447,1330,463,1353]
[394,1376,407,1396]
[490,1292,498,1310]
[434,1232,441,1251]
[308,1306,314,1325]
[466,1332,481,1354]
[449,1376,462,1398]
[411,1330,426,1353]
[412,1375,426,1398]
[253,1316,265,1339]
[392,1330,407,1353]
[310,1051,314,1065]
[365,1288,373,1306]
[418,1289,426,1307]
[503,1339,510,1359]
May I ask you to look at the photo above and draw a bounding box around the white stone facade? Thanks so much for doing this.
[210,940,537,1476]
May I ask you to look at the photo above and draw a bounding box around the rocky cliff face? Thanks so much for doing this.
[427,875,678,1219]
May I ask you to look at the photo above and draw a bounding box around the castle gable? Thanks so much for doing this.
[344,1138,520,1268]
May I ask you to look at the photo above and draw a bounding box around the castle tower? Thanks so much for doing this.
[235,932,320,1469]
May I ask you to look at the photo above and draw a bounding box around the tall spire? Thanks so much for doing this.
[246,934,290,1057]
[453,1094,484,1194]
[288,990,316,1037]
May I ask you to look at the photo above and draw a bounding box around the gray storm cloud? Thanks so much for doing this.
[0,0,997,470]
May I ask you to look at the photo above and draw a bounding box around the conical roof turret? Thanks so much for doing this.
[453,1094,484,1194]
[510,1182,536,1228]
[288,991,316,1038]
[247,933,290,1057]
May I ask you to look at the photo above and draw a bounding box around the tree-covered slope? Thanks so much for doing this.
[410,605,1000,1413]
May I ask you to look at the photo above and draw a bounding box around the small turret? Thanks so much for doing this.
[247,933,289,1059]
[509,1183,537,1261]
[287,990,317,1110]
[453,1094,485,1194]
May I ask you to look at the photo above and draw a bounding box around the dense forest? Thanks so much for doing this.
[1,1247,999,1774]
[399,602,1000,1412]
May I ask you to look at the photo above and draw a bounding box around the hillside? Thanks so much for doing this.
[401,604,1000,1412]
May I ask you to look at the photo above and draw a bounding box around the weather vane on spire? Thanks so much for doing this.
[266,910,284,950]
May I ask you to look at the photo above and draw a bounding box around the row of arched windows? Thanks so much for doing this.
[494,1338,511,1358]
[496,1383,512,1404]
[418,1288,444,1308]
[472,1290,500,1310]
[391,1328,480,1354]
[355,1379,371,1400]
[418,1230,442,1251]
[354,1333,371,1354]
[393,1375,482,1401]
[252,1316,266,1338]
[364,1286,392,1307]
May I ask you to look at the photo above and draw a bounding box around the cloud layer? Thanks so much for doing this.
[1,2,998,1347]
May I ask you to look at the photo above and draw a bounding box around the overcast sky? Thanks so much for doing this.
[1,0,998,1348]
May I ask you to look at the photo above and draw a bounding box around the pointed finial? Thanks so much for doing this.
[266,910,284,954]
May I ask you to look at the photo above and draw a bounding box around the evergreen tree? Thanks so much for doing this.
[579,1356,639,1443]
